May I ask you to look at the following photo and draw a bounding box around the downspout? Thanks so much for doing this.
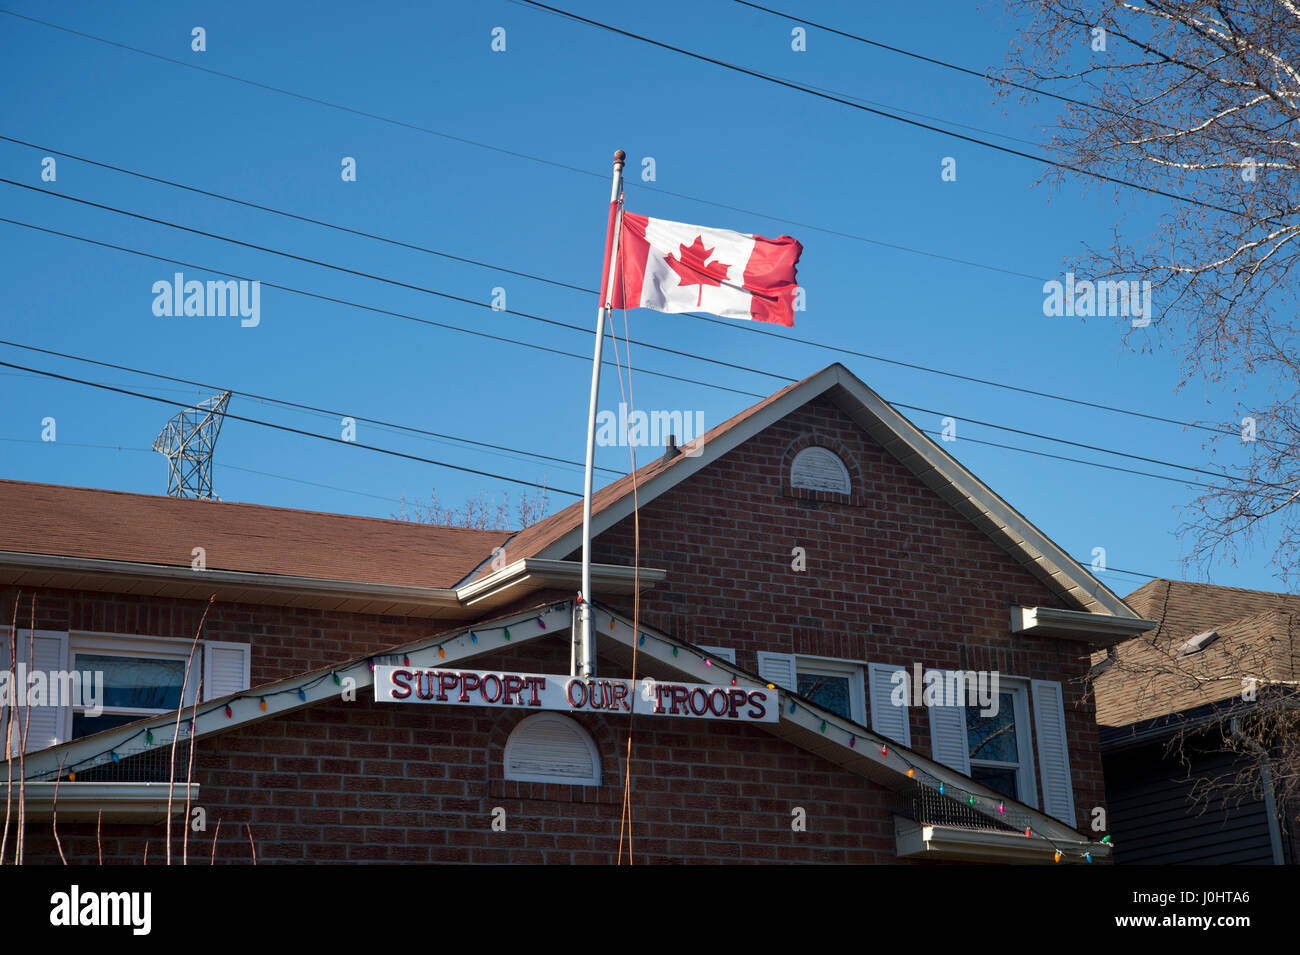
[1230,717,1285,865]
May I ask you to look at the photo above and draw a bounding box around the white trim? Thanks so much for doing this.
[967,679,1038,810]
[893,815,1106,864]
[867,662,911,747]
[527,365,1140,618]
[0,782,198,822]
[794,656,866,724]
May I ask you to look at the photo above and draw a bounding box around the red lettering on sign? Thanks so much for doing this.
[459,673,480,703]
[688,687,710,716]
[437,672,458,702]
[390,669,413,700]
[653,683,669,714]
[416,671,436,701]
[502,675,524,705]
[747,690,767,720]
[527,677,545,706]
[480,674,503,704]
[610,681,629,712]
[727,689,748,718]
[566,678,587,708]
[669,685,689,715]
[708,688,729,717]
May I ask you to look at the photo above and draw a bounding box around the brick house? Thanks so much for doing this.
[1095,579,1300,864]
[0,364,1151,863]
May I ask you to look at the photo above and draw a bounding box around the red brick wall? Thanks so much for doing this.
[0,586,432,686]
[575,395,1105,830]
[20,641,911,864]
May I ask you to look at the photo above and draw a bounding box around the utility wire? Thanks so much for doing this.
[0,14,1047,283]
[514,0,1243,217]
[730,0,1157,124]
[0,211,1252,485]
[0,358,582,497]
[0,338,620,476]
[0,214,767,400]
[0,133,1259,448]
[0,176,792,385]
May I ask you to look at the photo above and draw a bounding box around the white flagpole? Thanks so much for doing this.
[578,149,626,679]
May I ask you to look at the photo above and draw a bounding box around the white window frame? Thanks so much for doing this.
[794,655,866,725]
[965,678,1038,809]
[67,632,204,741]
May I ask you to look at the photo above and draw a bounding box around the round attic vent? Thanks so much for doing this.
[791,446,851,494]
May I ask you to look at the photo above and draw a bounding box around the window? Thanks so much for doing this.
[0,628,250,751]
[757,652,865,723]
[965,689,1035,805]
[504,714,601,786]
[791,447,851,494]
[70,635,201,740]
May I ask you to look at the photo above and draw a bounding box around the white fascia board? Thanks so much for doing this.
[893,815,1112,864]
[0,782,198,822]
[0,550,462,606]
[12,602,573,782]
[455,558,666,607]
[1013,605,1156,645]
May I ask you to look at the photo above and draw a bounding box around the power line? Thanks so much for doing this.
[0,211,1251,485]
[0,17,1046,283]
[0,214,768,401]
[0,176,793,386]
[730,0,1151,124]
[0,358,582,497]
[0,339,621,477]
[0,133,1255,448]
[0,435,409,505]
[514,0,1243,217]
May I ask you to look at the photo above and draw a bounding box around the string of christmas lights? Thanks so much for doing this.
[33,595,1110,862]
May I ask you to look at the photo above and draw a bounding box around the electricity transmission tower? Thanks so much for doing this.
[152,391,232,499]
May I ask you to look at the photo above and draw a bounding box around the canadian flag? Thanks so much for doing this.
[606,210,802,327]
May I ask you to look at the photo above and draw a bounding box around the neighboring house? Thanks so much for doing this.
[1095,579,1300,864]
[0,363,1151,864]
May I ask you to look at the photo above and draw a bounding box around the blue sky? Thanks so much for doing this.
[0,0,1282,594]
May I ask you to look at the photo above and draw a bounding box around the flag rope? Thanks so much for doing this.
[611,189,644,866]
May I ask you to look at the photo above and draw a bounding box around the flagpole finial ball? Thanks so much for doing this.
[614,149,626,164]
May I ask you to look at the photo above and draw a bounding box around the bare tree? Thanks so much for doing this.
[997,1,1300,577]
[393,488,550,530]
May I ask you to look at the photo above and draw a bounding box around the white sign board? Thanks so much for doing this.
[373,666,779,722]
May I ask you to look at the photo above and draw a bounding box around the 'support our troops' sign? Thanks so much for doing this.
[373,666,779,722]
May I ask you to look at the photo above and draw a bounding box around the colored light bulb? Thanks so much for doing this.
[332,672,341,686]
[146,730,154,745]
[298,689,307,702]
[705,658,712,667]
[260,698,267,712]
[470,632,478,644]
[819,720,827,733]
[536,617,546,630]
[638,634,646,646]
[906,768,915,778]
[880,745,887,756]
[438,647,446,659]
[1025,827,1032,836]
[225,705,233,718]
[730,677,737,686]
[1054,851,1061,863]
[939,783,945,795]
[1085,852,1093,863]
[998,802,1005,814]
[672,647,678,657]
[504,628,511,641]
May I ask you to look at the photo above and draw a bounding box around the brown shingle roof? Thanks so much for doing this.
[488,374,807,572]
[0,479,508,589]
[1094,580,1300,728]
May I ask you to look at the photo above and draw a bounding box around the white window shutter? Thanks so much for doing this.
[0,630,70,753]
[927,673,970,775]
[755,651,797,690]
[867,663,911,746]
[1031,680,1077,824]
[203,641,250,701]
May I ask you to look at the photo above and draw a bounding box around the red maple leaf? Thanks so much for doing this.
[665,236,731,306]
